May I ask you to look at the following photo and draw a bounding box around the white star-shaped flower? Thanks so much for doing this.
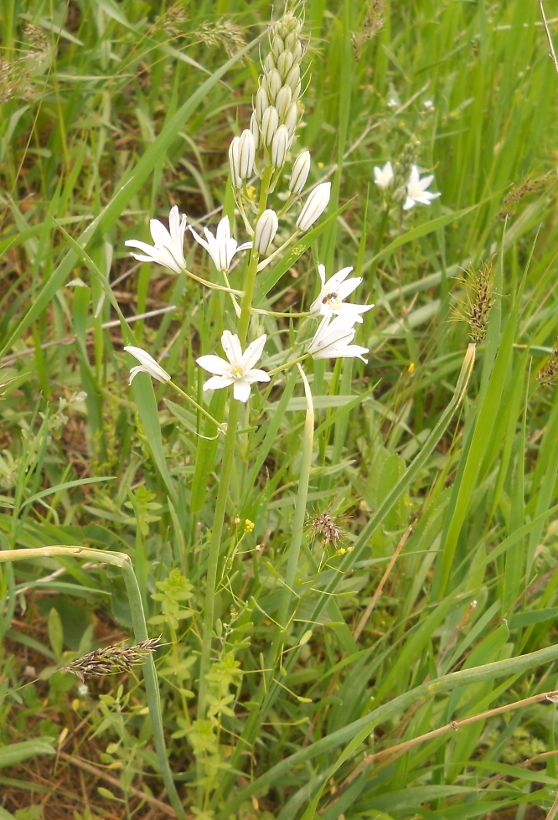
[189,216,252,273]
[373,162,394,190]
[403,165,441,210]
[308,315,368,363]
[197,331,270,403]
[124,205,187,274]
[310,264,373,323]
[124,346,171,384]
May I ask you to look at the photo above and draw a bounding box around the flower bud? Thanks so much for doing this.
[296,182,331,232]
[291,41,303,63]
[277,50,294,78]
[229,136,242,188]
[271,36,285,60]
[284,102,299,136]
[255,86,269,123]
[264,53,275,73]
[238,129,255,179]
[261,106,279,146]
[285,64,300,93]
[265,69,282,103]
[250,112,260,150]
[271,125,289,169]
[255,209,279,255]
[289,150,311,194]
[285,31,298,51]
[275,85,292,119]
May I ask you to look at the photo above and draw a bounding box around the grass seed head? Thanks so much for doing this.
[352,0,386,61]
[538,347,558,387]
[310,511,344,547]
[451,258,495,344]
[65,637,162,683]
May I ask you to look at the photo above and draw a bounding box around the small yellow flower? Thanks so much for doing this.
[244,519,255,532]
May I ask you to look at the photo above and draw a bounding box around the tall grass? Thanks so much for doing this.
[2,1,558,818]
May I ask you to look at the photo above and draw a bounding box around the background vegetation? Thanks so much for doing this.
[2,0,558,818]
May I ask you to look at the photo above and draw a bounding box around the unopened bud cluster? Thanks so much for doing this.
[228,8,306,190]
[227,5,332,262]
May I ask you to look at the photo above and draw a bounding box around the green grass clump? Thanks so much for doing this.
[2,1,558,818]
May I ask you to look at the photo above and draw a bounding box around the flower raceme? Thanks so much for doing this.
[124,346,171,385]
[310,264,373,323]
[403,165,441,210]
[308,315,369,363]
[189,216,252,273]
[125,205,187,275]
[197,331,270,403]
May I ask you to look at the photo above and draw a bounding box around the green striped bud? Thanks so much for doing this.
[271,124,289,169]
[265,69,282,104]
[275,85,292,120]
[250,112,260,150]
[238,129,255,179]
[277,50,294,78]
[284,102,299,137]
[255,86,269,123]
[261,106,279,146]
[255,208,279,255]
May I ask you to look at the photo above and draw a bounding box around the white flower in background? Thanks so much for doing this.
[197,331,270,403]
[124,346,171,385]
[403,165,441,210]
[310,264,373,323]
[296,182,331,232]
[124,205,187,275]
[423,99,434,110]
[255,209,279,255]
[373,162,394,190]
[189,216,252,273]
[308,315,369,363]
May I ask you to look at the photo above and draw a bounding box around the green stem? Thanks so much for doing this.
[0,547,186,820]
[168,380,227,433]
[278,365,314,627]
[197,169,274,723]
[184,268,244,296]
[196,398,240,720]
[369,205,390,285]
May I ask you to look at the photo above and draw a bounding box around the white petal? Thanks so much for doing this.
[125,239,160,255]
[221,331,243,365]
[403,197,415,211]
[317,264,326,287]
[150,219,171,246]
[204,375,235,391]
[128,251,157,265]
[418,174,434,191]
[236,240,253,253]
[216,216,231,242]
[189,226,211,256]
[335,277,362,300]
[168,206,180,243]
[244,369,270,383]
[328,266,354,288]
[233,379,252,402]
[129,365,148,384]
[196,354,230,375]
[242,335,267,370]
[408,166,420,186]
